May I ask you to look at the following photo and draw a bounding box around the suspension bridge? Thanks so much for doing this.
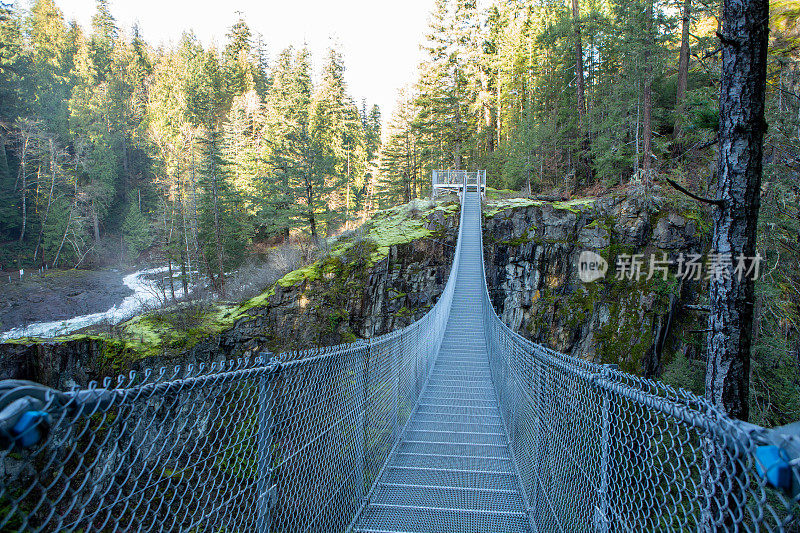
[0,174,798,532]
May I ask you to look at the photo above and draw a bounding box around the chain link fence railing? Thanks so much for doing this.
[478,200,800,532]
[3,182,800,532]
[0,182,467,532]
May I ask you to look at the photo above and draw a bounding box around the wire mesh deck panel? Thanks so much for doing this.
[352,191,529,532]
[1,188,799,532]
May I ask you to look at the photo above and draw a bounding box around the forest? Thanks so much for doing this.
[0,0,382,294]
[0,0,799,424]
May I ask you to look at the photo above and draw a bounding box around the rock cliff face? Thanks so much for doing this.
[0,206,459,389]
[1,193,711,391]
[483,194,710,381]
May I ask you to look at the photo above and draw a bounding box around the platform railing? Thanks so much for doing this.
[432,169,486,198]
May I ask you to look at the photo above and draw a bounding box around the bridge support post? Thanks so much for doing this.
[594,364,617,533]
[530,348,542,533]
[256,353,277,533]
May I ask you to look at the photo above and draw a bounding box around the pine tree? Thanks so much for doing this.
[309,46,365,236]
[0,2,24,241]
[223,17,257,100]
[222,89,267,219]
[261,46,300,240]
[27,0,73,137]
[121,201,151,257]
[69,29,117,244]
[380,88,432,204]
[89,0,117,81]
[415,0,481,172]
[188,47,249,291]
[276,46,325,242]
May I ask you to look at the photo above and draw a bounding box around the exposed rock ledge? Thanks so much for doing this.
[483,193,710,382]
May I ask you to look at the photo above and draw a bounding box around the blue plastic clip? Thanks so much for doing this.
[755,445,792,490]
[11,411,48,448]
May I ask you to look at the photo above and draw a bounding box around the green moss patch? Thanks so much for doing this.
[260,198,459,291]
[486,187,518,200]
[483,196,597,218]
[484,197,545,218]
[552,198,596,213]
[118,303,239,360]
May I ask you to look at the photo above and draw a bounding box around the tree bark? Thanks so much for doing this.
[706,0,768,423]
[306,175,318,244]
[675,0,692,142]
[454,102,462,171]
[702,1,768,527]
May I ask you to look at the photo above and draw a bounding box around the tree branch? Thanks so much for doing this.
[665,178,724,206]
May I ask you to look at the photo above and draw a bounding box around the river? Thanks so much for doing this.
[0,267,190,341]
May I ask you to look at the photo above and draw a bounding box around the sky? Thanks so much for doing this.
[51,0,437,123]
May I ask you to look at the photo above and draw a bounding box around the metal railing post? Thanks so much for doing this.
[510,345,517,444]
[531,349,541,532]
[358,341,368,501]
[594,364,617,533]
[257,354,277,533]
[393,334,399,439]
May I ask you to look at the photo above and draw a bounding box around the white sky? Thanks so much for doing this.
[51,0,437,123]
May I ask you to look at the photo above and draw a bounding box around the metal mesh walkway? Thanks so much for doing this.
[354,191,529,532]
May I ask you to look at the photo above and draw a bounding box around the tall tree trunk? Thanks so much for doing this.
[166,205,177,302]
[454,104,462,171]
[91,203,101,243]
[675,0,692,142]
[635,88,641,173]
[211,172,224,293]
[703,0,768,527]
[207,128,225,294]
[34,140,57,264]
[642,85,652,180]
[641,0,654,184]
[17,136,28,243]
[54,179,78,269]
[573,0,592,183]
[706,0,768,425]
[345,153,351,230]
[180,246,189,298]
[189,131,200,279]
[481,69,496,154]
[572,0,586,129]
[52,207,72,269]
[306,177,318,244]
